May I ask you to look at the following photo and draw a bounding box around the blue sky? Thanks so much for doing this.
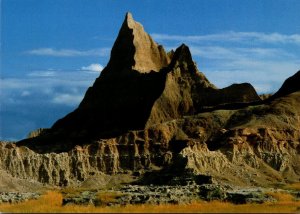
[1,0,300,140]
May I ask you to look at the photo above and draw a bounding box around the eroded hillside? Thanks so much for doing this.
[0,13,299,189]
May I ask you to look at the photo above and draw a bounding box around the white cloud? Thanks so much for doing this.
[0,69,99,104]
[28,71,56,77]
[81,63,104,72]
[190,46,241,60]
[189,46,295,61]
[152,31,300,45]
[25,48,110,57]
[52,93,83,106]
[156,31,299,94]
[200,51,300,94]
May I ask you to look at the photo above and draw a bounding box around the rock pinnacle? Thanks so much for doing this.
[107,12,170,73]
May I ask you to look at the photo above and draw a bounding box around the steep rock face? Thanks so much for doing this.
[49,13,172,140]
[146,44,260,126]
[105,12,170,73]
[146,44,216,125]
[51,70,167,140]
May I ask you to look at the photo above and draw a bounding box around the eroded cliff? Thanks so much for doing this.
[1,92,299,186]
[1,13,299,188]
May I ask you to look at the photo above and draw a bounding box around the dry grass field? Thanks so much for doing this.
[0,189,300,213]
[285,182,300,191]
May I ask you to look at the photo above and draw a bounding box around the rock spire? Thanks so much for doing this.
[106,12,170,73]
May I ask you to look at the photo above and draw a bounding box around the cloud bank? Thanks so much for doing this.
[152,31,300,45]
[26,48,110,57]
[0,67,100,140]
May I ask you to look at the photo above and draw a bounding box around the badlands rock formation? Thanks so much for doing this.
[18,13,260,153]
[1,13,299,187]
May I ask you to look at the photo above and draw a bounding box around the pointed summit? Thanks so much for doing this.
[124,12,137,28]
[169,44,194,68]
[107,12,170,73]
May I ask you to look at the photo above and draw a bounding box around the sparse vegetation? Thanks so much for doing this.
[94,191,124,206]
[61,187,96,196]
[1,191,300,213]
[285,182,300,191]
[266,192,295,202]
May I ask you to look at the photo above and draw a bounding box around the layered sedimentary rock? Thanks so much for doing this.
[1,13,299,187]
[2,93,300,186]
[1,91,299,186]
[0,140,120,186]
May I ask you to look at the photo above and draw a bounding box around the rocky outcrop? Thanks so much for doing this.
[114,92,300,186]
[0,192,40,203]
[4,92,300,187]
[0,141,120,186]
[62,184,299,206]
[1,13,299,188]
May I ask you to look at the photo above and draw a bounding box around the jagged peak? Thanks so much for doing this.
[123,12,141,30]
[169,44,195,70]
[169,44,217,89]
[125,12,133,21]
[105,12,170,74]
[172,44,193,64]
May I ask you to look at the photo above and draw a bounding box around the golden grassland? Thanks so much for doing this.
[0,190,300,213]
[285,182,300,191]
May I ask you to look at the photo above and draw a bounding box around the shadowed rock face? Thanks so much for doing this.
[52,70,167,139]
[49,45,259,146]
[4,12,299,187]
[49,13,172,140]
[270,70,300,100]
